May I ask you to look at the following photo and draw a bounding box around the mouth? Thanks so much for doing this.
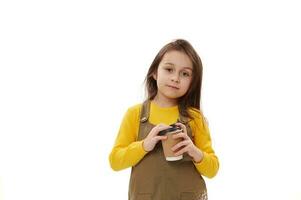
[166,85,180,90]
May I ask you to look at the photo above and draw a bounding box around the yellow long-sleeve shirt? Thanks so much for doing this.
[109,101,219,178]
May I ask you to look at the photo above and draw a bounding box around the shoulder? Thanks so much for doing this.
[188,107,203,120]
[123,103,143,119]
[119,103,143,128]
[126,103,142,114]
[188,107,209,128]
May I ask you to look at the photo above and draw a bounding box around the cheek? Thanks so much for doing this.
[183,78,192,88]
[155,74,164,86]
[157,72,167,82]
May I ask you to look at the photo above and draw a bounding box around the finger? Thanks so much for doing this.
[172,132,189,139]
[174,146,189,156]
[154,135,168,141]
[157,124,171,130]
[156,126,173,136]
[171,140,190,151]
[175,123,187,132]
[151,125,170,136]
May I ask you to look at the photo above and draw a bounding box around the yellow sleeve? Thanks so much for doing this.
[189,110,219,178]
[109,104,148,171]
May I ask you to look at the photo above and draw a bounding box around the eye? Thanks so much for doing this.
[165,68,173,72]
[180,71,191,77]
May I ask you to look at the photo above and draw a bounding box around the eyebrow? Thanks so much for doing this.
[164,62,174,66]
[164,62,193,71]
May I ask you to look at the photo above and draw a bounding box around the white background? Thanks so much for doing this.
[1,0,301,199]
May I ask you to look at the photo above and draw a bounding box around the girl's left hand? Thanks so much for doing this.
[171,123,204,163]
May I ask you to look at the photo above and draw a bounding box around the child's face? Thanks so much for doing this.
[153,50,193,101]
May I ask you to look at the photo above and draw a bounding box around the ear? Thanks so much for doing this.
[152,72,157,80]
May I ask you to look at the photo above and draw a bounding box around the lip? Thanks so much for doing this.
[166,85,180,90]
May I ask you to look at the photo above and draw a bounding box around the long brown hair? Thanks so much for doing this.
[145,39,203,119]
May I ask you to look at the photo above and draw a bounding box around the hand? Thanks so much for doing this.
[143,124,169,152]
[171,123,204,163]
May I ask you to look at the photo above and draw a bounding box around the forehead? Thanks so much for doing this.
[160,50,193,70]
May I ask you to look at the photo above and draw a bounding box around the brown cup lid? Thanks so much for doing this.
[158,126,181,136]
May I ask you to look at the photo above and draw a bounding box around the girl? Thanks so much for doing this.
[109,39,219,200]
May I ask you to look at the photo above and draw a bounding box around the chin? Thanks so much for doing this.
[165,94,182,99]
[161,90,183,99]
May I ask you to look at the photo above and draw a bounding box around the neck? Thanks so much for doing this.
[153,94,178,108]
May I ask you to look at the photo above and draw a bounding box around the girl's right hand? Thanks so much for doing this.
[142,124,170,152]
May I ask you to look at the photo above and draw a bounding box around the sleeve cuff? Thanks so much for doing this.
[137,140,149,156]
[193,151,210,168]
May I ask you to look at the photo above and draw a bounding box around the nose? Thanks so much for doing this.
[171,73,180,83]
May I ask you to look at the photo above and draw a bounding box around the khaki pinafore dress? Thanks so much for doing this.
[129,101,207,200]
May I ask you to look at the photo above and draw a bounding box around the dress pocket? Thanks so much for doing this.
[180,191,208,200]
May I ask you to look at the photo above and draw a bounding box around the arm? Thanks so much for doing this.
[109,105,169,171]
[171,112,219,178]
[191,115,219,178]
[109,106,148,171]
